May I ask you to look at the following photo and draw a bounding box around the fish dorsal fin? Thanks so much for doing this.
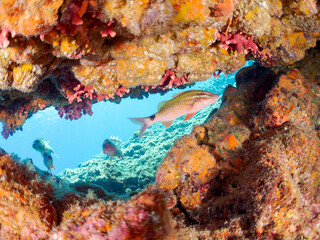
[183,112,196,121]
[54,152,60,159]
[171,92,185,98]
[161,120,173,128]
[157,100,169,111]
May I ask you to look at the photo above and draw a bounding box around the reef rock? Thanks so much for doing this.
[0,0,319,135]
[0,148,174,239]
[156,47,320,239]
[0,1,320,239]
[1,44,320,240]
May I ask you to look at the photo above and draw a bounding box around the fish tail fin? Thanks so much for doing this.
[129,117,151,138]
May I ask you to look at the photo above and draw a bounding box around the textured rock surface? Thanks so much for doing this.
[0,0,319,134]
[0,148,174,239]
[1,1,320,239]
[1,47,320,239]
[156,47,320,239]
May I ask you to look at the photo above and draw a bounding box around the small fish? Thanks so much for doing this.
[102,139,124,162]
[129,90,219,137]
[32,138,59,158]
[42,152,56,172]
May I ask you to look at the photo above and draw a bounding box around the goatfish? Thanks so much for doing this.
[102,139,124,162]
[129,90,219,138]
[42,152,56,172]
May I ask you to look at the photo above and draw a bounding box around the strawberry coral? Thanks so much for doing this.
[216,31,272,59]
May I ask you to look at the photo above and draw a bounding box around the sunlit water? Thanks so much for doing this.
[1,61,254,173]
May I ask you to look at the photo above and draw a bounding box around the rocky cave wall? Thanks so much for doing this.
[0,0,320,239]
[0,0,319,137]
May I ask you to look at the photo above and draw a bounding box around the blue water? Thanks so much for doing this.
[1,61,254,173]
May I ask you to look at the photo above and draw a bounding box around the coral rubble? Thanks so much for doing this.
[0,0,319,135]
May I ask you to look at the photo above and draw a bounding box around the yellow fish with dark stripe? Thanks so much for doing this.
[129,90,219,137]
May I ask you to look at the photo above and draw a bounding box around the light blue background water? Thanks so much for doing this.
[0,61,253,173]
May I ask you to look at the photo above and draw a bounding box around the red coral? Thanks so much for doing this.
[1,124,12,139]
[69,2,84,25]
[59,76,109,104]
[100,21,116,38]
[40,0,116,52]
[0,27,10,48]
[56,98,93,120]
[96,94,110,102]
[140,69,188,92]
[213,70,222,79]
[141,85,150,92]
[159,69,188,89]
[68,84,95,104]
[115,86,130,97]
[216,31,271,59]
[1,124,22,139]
[124,207,149,232]
[107,221,130,240]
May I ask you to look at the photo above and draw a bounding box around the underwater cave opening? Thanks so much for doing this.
[1,61,254,197]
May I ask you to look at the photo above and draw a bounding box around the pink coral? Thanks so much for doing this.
[68,83,95,104]
[69,2,84,25]
[216,31,271,59]
[1,124,11,139]
[1,124,21,139]
[157,69,188,90]
[115,86,130,97]
[59,77,109,104]
[41,0,116,49]
[124,207,149,231]
[100,21,116,38]
[140,69,188,92]
[107,221,130,240]
[0,27,10,48]
[213,70,223,79]
[56,98,93,120]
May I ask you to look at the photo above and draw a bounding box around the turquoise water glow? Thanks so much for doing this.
[1,61,254,173]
